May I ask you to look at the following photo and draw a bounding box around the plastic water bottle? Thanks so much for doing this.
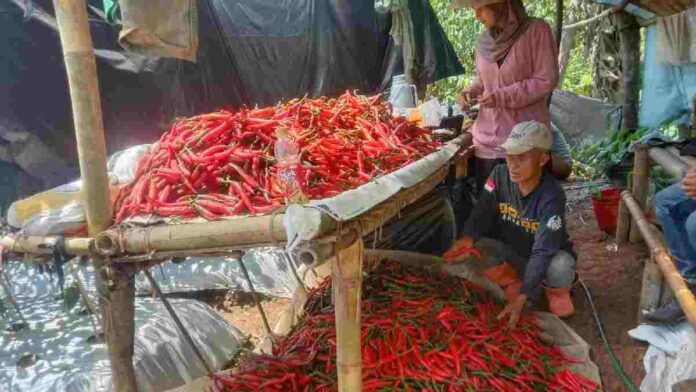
[274,128,306,203]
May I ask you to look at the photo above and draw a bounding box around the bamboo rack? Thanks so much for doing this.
[95,163,451,261]
[622,191,696,330]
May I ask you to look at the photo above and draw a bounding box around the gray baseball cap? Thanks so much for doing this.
[499,121,552,155]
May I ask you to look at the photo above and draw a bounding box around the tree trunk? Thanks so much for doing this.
[558,29,576,86]
[617,12,641,131]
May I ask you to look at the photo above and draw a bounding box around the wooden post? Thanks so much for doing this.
[639,254,665,318]
[630,147,649,243]
[332,236,363,391]
[558,28,575,86]
[615,199,631,245]
[617,12,641,131]
[51,1,136,390]
[622,191,696,330]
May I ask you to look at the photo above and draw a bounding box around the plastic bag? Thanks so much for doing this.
[7,145,150,236]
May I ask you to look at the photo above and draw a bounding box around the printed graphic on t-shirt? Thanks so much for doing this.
[498,202,540,234]
[547,215,562,231]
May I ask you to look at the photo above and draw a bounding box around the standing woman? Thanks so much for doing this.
[455,0,561,189]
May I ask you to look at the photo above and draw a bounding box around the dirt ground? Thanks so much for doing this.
[561,199,649,392]
[195,290,291,346]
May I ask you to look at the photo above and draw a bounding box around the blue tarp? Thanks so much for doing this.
[639,25,696,129]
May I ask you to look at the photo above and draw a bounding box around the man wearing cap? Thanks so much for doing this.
[444,121,577,329]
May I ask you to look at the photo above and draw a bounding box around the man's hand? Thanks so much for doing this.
[443,236,477,263]
[479,92,496,108]
[682,167,696,199]
[497,294,528,330]
[457,91,475,111]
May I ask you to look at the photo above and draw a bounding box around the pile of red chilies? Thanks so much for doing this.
[113,91,440,223]
[213,261,600,391]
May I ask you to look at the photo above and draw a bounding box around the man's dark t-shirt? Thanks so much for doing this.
[462,165,575,300]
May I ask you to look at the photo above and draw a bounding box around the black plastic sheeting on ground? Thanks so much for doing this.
[2,0,463,187]
[363,187,466,256]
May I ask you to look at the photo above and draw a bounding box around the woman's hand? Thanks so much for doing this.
[479,91,496,108]
[457,91,476,111]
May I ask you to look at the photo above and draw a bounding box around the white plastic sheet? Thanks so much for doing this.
[133,249,297,298]
[0,262,244,392]
[629,322,696,391]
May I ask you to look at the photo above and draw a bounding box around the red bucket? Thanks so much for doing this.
[591,188,622,235]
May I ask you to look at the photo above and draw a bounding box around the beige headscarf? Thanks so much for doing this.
[475,0,531,63]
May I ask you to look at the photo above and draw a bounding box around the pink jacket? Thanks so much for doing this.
[467,19,559,159]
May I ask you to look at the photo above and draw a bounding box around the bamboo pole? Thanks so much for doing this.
[333,237,364,392]
[615,199,631,245]
[0,235,92,256]
[630,147,650,243]
[52,0,112,237]
[649,147,689,178]
[666,146,696,168]
[622,191,696,330]
[51,0,133,389]
[95,214,289,256]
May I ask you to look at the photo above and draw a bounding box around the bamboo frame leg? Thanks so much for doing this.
[98,265,138,392]
[615,199,631,245]
[143,269,213,375]
[332,238,363,392]
[630,148,650,243]
[638,254,665,320]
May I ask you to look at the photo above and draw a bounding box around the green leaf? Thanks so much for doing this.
[0,298,6,317]
[63,284,80,311]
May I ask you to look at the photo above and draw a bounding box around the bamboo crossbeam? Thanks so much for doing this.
[0,235,92,256]
[96,214,289,256]
[666,146,696,168]
[649,147,689,178]
[622,191,696,330]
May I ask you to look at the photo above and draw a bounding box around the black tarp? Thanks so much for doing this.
[1,0,463,189]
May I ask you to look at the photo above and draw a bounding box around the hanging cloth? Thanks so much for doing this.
[656,8,696,66]
[375,0,417,84]
[116,0,199,62]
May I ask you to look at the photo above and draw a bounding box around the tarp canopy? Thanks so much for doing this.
[639,25,696,129]
[1,0,463,191]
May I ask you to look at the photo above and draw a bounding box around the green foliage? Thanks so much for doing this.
[429,0,593,102]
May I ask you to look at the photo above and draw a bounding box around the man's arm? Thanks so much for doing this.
[520,197,567,301]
